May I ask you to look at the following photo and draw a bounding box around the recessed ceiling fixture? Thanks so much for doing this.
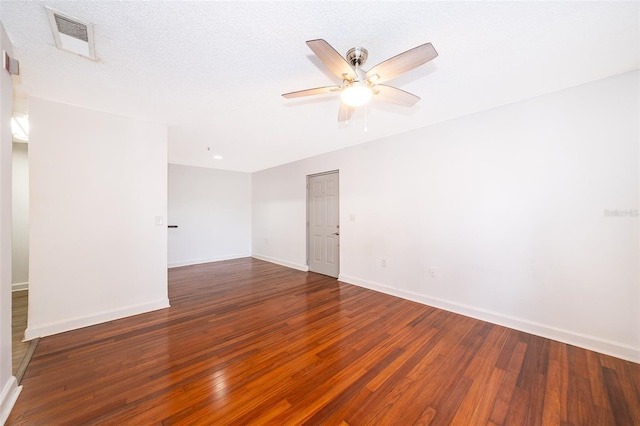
[45,7,97,61]
[11,115,29,142]
[282,39,438,122]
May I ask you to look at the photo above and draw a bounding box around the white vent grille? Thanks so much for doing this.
[45,7,97,61]
[53,14,89,42]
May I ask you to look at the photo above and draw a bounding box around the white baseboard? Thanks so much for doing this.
[251,254,309,272]
[338,273,640,364]
[24,298,170,341]
[168,253,251,268]
[11,282,28,292]
[0,376,21,425]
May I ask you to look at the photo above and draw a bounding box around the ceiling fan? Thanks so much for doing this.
[282,39,438,122]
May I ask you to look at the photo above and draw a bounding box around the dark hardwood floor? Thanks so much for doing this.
[7,258,640,425]
[11,290,39,384]
[12,290,29,375]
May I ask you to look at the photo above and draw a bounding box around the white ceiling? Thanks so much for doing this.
[1,1,638,172]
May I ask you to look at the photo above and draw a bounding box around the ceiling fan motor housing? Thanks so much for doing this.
[346,47,368,67]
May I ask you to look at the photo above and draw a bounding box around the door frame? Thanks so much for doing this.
[306,170,340,276]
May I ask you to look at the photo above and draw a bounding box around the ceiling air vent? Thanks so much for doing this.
[45,7,97,61]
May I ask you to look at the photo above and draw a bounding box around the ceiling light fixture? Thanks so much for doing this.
[11,116,28,142]
[340,81,372,107]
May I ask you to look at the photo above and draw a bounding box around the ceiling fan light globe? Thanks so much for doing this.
[341,83,372,107]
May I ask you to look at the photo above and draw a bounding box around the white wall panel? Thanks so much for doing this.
[252,71,640,362]
[168,164,251,267]
[12,143,28,288]
[26,98,169,339]
[0,23,21,424]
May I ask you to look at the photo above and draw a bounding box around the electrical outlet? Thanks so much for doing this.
[429,267,436,278]
[382,259,387,268]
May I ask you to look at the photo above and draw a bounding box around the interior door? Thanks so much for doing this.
[307,171,339,278]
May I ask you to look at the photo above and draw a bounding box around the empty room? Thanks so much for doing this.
[0,1,638,425]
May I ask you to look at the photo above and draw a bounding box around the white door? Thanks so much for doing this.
[308,171,340,278]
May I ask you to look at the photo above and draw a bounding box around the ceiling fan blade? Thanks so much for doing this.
[338,103,355,122]
[282,86,341,98]
[373,84,420,106]
[366,43,438,85]
[307,39,357,82]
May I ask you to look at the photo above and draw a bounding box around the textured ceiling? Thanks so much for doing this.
[1,1,638,172]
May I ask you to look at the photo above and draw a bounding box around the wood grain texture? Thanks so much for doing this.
[7,258,640,425]
[11,289,39,385]
[11,290,29,374]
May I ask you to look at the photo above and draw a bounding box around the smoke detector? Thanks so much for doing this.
[45,7,97,61]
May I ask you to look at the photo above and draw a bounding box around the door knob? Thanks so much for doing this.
[332,232,340,236]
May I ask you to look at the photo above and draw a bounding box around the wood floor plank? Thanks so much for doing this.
[451,326,507,424]
[11,290,31,377]
[489,371,518,425]
[541,358,563,425]
[6,258,640,425]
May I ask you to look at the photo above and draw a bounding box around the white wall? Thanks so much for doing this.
[253,70,640,362]
[251,163,310,271]
[25,97,169,340]
[168,164,251,267]
[0,22,21,425]
[12,142,28,289]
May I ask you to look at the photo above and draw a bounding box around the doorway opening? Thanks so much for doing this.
[12,110,37,383]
